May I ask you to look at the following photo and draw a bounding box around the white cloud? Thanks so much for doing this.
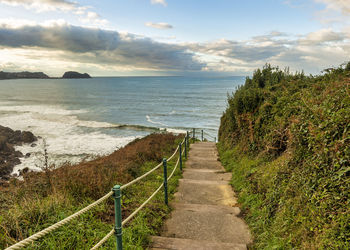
[315,0,350,14]
[0,0,108,26]
[300,28,346,45]
[186,29,349,74]
[0,15,349,75]
[151,0,167,7]
[0,22,204,72]
[0,0,76,12]
[145,22,173,29]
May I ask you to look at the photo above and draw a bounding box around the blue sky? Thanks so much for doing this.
[0,0,349,76]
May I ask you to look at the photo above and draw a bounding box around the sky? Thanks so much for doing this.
[0,0,349,76]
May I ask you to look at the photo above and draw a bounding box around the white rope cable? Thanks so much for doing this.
[167,145,179,162]
[90,229,114,250]
[121,162,162,190]
[121,138,183,190]
[6,191,113,250]
[168,157,180,181]
[181,137,186,145]
[122,183,164,226]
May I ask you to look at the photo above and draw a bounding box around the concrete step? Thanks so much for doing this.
[161,203,251,245]
[175,179,237,206]
[186,159,222,170]
[183,169,231,181]
[150,236,247,250]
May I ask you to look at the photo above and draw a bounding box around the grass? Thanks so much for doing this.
[0,133,189,249]
[218,63,350,249]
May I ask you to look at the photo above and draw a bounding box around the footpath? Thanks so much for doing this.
[151,142,252,250]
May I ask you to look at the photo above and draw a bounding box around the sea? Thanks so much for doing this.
[0,76,243,175]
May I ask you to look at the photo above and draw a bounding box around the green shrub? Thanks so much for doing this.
[218,62,350,249]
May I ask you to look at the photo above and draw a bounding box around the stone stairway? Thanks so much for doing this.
[150,142,252,250]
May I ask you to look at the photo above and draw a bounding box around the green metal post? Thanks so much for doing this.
[201,130,203,141]
[112,185,123,250]
[163,158,168,205]
[186,131,189,148]
[179,143,182,171]
[184,136,187,159]
[214,137,216,143]
[193,128,195,139]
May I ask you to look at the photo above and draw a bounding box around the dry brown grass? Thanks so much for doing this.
[5,133,181,201]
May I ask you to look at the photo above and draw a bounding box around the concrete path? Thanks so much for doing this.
[151,142,252,250]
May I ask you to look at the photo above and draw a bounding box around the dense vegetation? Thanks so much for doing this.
[0,133,185,249]
[218,63,350,249]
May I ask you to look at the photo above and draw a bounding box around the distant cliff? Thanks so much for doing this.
[0,71,49,80]
[62,71,91,79]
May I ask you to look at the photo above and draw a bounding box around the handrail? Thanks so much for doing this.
[91,145,184,249]
[189,128,217,142]
[6,136,186,250]
[6,191,114,250]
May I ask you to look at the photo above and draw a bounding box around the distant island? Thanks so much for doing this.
[62,71,91,79]
[0,71,91,80]
[0,71,49,80]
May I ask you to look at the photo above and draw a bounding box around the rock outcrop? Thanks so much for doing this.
[0,126,37,179]
[62,71,91,79]
[0,71,49,80]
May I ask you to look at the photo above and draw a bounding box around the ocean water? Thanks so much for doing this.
[0,76,243,174]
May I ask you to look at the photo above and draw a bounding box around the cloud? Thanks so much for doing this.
[315,0,350,14]
[299,28,346,45]
[0,22,204,72]
[188,38,288,62]
[145,22,173,29]
[0,0,108,26]
[0,0,76,12]
[0,17,349,75]
[185,29,349,74]
[151,0,167,7]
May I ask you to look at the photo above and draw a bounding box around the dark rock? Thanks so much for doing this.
[62,71,91,79]
[21,167,29,174]
[21,131,36,143]
[15,151,23,158]
[31,143,37,147]
[0,125,37,179]
[25,153,31,158]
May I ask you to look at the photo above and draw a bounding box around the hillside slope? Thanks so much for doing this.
[0,133,183,249]
[218,63,350,249]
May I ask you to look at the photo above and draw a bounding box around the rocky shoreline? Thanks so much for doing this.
[0,125,37,180]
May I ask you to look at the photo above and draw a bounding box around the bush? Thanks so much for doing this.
[218,62,350,248]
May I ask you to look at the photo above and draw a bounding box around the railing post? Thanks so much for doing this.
[193,128,195,139]
[214,137,216,143]
[112,185,123,250]
[201,130,203,141]
[186,131,189,148]
[184,136,187,159]
[179,143,182,172]
[163,158,168,206]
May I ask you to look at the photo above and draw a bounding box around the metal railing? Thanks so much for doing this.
[5,132,192,250]
[6,129,216,250]
[189,128,217,143]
